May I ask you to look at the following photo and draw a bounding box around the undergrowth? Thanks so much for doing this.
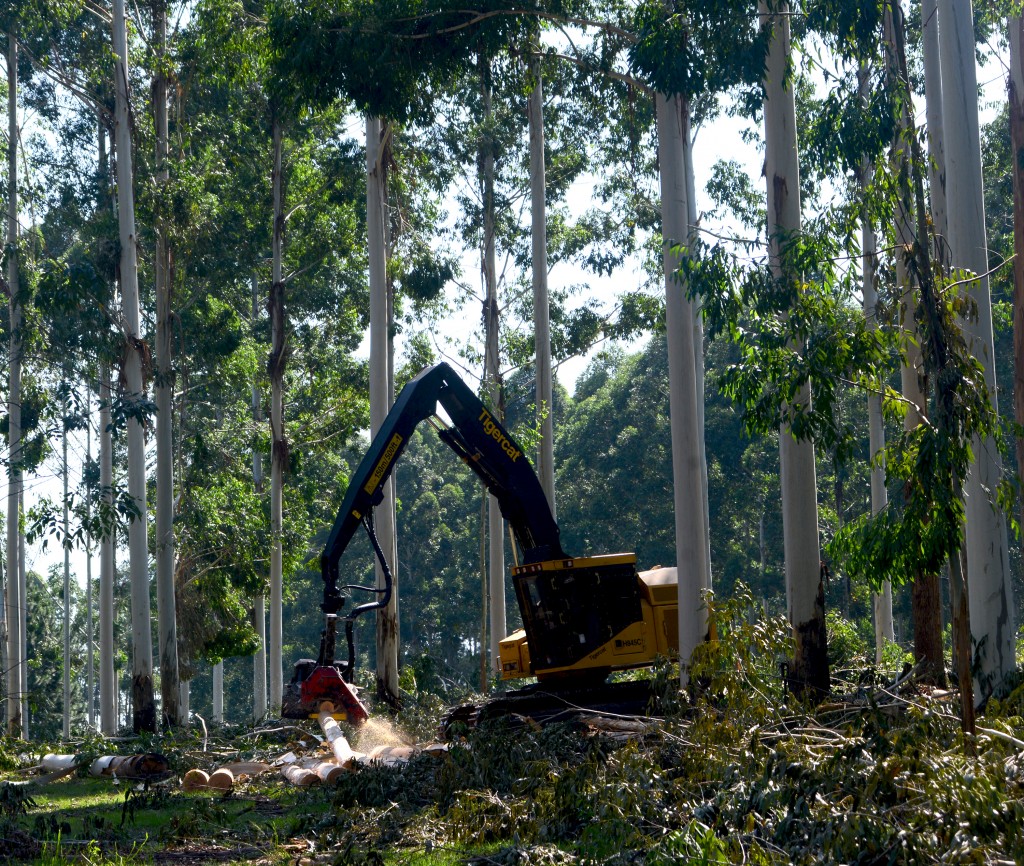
[324,584,1024,864]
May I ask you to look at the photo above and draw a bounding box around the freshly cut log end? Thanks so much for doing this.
[182,769,210,792]
[207,769,234,791]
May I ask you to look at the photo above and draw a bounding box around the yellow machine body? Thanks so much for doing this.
[498,554,679,681]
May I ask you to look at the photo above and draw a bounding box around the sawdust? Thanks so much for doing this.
[352,716,413,752]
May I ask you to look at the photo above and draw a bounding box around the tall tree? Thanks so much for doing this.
[1010,0,1024,560]
[760,0,827,699]
[938,0,1015,701]
[112,0,156,732]
[529,49,555,515]
[152,0,180,727]
[268,113,285,713]
[657,89,710,678]
[5,28,24,737]
[367,115,400,702]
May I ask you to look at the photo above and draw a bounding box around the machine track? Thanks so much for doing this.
[442,678,665,735]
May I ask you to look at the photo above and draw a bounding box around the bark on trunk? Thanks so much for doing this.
[938,0,1015,703]
[6,30,23,739]
[153,0,180,727]
[63,392,71,738]
[529,51,556,516]
[268,117,285,713]
[922,0,949,264]
[99,363,117,734]
[212,661,223,724]
[480,60,506,674]
[1010,14,1024,661]
[112,0,156,732]
[760,1,828,700]
[250,276,268,722]
[656,91,711,681]
[367,116,400,703]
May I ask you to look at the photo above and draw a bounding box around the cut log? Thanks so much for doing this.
[207,768,234,791]
[280,764,320,787]
[90,753,170,779]
[41,754,78,772]
[310,761,346,785]
[318,702,357,767]
[182,769,210,792]
[219,761,273,777]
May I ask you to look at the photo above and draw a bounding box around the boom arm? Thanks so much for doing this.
[320,362,564,613]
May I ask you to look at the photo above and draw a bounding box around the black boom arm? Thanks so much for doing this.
[320,362,564,614]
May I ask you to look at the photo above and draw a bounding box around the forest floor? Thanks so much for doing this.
[5,606,1024,865]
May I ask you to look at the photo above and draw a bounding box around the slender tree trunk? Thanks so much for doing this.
[367,116,400,703]
[938,0,1015,703]
[480,59,506,675]
[891,2,973,730]
[760,1,828,699]
[858,103,894,660]
[250,276,267,721]
[63,391,71,738]
[6,30,23,738]
[212,661,223,724]
[529,51,555,516]
[99,363,117,735]
[86,396,95,727]
[479,490,488,691]
[17,497,25,739]
[922,0,948,264]
[1010,12,1024,575]
[153,0,179,728]
[656,91,710,680]
[683,120,712,593]
[268,117,285,714]
[884,7,946,685]
[112,0,156,732]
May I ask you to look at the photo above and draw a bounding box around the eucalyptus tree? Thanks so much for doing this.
[150,0,180,727]
[938,0,1015,702]
[5,25,24,737]
[1009,9,1024,550]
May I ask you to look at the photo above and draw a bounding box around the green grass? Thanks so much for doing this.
[0,773,331,864]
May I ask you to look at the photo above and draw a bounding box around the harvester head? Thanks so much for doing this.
[281,658,369,724]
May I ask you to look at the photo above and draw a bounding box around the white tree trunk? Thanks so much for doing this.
[529,54,556,517]
[212,661,223,724]
[17,492,25,738]
[938,0,1016,701]
[112,0,156,732]
[921,0,948,261]
[6,31,23,739]
[268,118,285,714]
[682,121,712,592]
[153,0,179,727]
[99,364,117,734]
[63,394,71,738]
[367,116,400,701]
[480,67,506,674]
[656,92,710,679]
[250,277,267,721]
[760,1,827,697]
